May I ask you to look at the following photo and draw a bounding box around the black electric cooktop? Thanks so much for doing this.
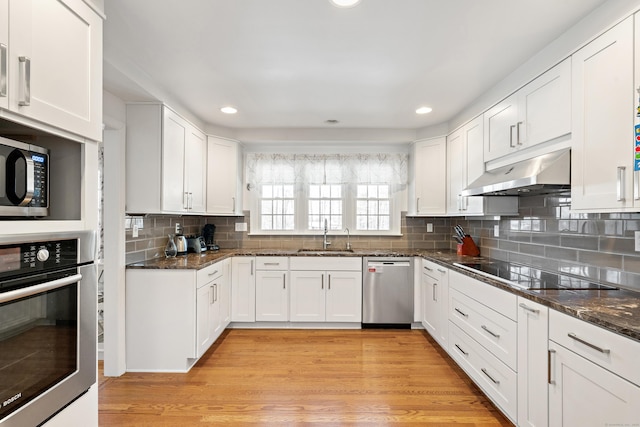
[454,260,618,291]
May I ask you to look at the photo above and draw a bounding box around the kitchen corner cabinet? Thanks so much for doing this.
[231,256,256,322]
[484,59,571,163]
[571,16,638,211]
[207,136,241,216]
[517,297,549,427]
[548,310,640,426]
[255,257,289,321]
[125,260,230,372]
[289,257,362,323]
[126,103,207,214]
[447,116,518,216]
[1,0,103,141]
[411,137,447,216]
[420,259,448,348]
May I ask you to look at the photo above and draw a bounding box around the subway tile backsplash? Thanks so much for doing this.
[125,191,640,292]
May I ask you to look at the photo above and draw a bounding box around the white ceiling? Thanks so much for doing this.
[103,0,606,131]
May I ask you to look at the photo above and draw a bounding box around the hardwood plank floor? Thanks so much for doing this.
[99,329,512,426]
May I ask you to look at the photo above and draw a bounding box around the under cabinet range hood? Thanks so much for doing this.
[461,149,571,196]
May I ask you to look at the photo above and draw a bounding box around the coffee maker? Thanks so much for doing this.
[202,224,219,251]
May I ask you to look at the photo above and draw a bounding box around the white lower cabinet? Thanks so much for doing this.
[231,256,256,322]
[125,259,230,372]
[548,310,640,426]
[255,257,289,321]
[517,298,549,427]
[289,257,362,323]
[420,259,448,348]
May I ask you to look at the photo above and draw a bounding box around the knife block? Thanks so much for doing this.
[457,236,480,257]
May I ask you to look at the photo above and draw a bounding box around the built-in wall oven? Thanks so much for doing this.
[0,231,96,427]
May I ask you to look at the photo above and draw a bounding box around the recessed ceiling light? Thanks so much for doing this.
[416,106,433,115]
[330,0,361,8]
[220,106,238,114]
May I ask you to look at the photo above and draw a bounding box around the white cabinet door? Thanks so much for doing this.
[572,17,634,211]
[0,0,8,110]
[325,271,362,322]
[161,108,188,213]
[207,137,239,215]
[548,343,640,427]
[8,0,102,140]
[447,128,465,215]
[421,271,438,338]
[185,126,207,213]
[484,94,518,162]
[289,270,325,322]
[517,298,549,427]
[255,271,289,321]
[231,257,256,322]
[219,258,232,328]
[196,283,213,358]
[413,137,447,215]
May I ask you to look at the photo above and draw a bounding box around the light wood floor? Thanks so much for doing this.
[99,329,512,426]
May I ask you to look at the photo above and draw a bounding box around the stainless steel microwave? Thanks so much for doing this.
[0,136,48,217]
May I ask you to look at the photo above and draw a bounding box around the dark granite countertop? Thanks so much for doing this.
[126,248,640,343]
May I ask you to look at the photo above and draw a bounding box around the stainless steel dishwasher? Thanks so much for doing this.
[362,257,414,327]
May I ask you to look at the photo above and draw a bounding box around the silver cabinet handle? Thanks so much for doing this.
[208,270,219,276]
[232,196,236,212]
[516,121,523,145]
[210,285,215,304]
[416,197,420,213]
[567,332,610,354]
[634,171,639,201]
[481,325,500,338]
[509,124,516,148]
[454,307,468,318]
[184,192,189,210]
[481,368,500,385]
[0,44,6,97]
[548,349,556,385]
[18,56,30,106]
[263,262,280,266]
[519,302,539,314]
[283,273,286,289]
[423,265,433,272]
[250,260,254,275]
[214,283,218,302]
[454,344,468,356]
[321,273,324,290]
[328,274,331,290]
[432,283,437,301]
[437,268,447,274]
[617,166,626,202]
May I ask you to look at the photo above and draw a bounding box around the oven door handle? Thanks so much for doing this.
[0,273,83,304]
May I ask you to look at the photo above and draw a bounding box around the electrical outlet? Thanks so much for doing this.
[426,223,433,233]
[235,222,248,232]
[175,223,180,234]
[494,225,500,237]
[635,231,640,252]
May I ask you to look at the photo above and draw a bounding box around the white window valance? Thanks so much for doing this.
[246,153,409,190]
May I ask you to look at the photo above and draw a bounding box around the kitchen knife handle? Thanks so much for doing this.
[18,56,30,106]
[0,44,6,97]
[617,166,626,202]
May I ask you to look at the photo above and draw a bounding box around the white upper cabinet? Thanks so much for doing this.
[571,17,635,211]
[484,59,571,163]
[447,116,518,216]
[126,103,207,214]
[4,0,102,140]
[207,136,240,216]
[412,137,447,216]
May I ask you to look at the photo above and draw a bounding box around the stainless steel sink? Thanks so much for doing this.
[296,248,355,255]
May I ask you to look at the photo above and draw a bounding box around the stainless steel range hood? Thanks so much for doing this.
[461,149,570,196]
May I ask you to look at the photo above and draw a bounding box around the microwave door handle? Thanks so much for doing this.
[22,155,35,206]
[0,274,83,304]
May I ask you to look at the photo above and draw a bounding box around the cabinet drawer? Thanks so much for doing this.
[449,288,517,370]
[422,259,448,282]
[290,256,361,271]
[256,256,289,270]
[550,310,640,386]
[197,262,224,286]
[449,270,517,320]
[449,322,517,422]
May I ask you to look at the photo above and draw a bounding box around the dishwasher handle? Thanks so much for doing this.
[367,261,412,268]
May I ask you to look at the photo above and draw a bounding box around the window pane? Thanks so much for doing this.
[309,185,320,198]
[357,185,367,198]
[261,200,272,214]
[284,215,295,230]
[273,185,283,198]
[262,185,273,199]
[320,200,331,215]
[331,185,341,198]
[262,216,272,230]
[368,185,378,198]
[368,216,378,230]
[309,200,319,215]
[357,216,367,230]
[379,200,390,215]
[368,201,378,215]
[378,185,389,198]
[284,200,294,215]
[283,185,294,198]
[357,200,367,215]
[309,215,320,229]
[320,185,330,198]
[331,200,342,215]
[330,216,342,230]
[379,216,390,230]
